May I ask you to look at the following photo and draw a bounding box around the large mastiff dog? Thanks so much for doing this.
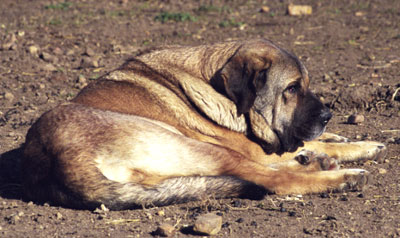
[22,39,386,209]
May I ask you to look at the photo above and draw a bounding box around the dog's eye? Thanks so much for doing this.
[286,83,300,94]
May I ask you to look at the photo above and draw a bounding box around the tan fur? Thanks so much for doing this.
[21,39,387,210]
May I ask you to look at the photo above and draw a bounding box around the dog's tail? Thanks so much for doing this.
[98,176,267,210]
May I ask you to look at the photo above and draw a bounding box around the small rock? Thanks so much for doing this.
[6,214,20,224]
[378,168,387,174]
[193,213,222,236]
[1,33,17,50]
[288,4,312,16]
[236,218,244,223]
[4,92,14,101]
[347,114,364,124]
[76,75,88,89]
[232,200,242,207]
[154,223,175,237]
[17,30,25,37]
[360,26,369,33]
[52,47,63,55]
[100,204,109,212]
[28,45,40,56]
[260,6,270,13]
[355,11,366,17]
[41,63,57,72]
[66,49,75,56]
[93,204,109,214]
[80,56,99,68]
[119,0,129,6]
[319,193,329,198]
[56,212,63,220]
[84,47,96,56]
[156,210,165,216]
[41,52,58,64]
[77,75,87,84]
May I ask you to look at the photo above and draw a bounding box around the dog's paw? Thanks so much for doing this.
[318,132,350,143]
[340,141,387,163]
[294,150,315,165]
[335,169,371,192]
[295,150,339,171]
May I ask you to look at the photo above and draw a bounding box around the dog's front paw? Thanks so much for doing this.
[295,150,339,171]
[341,141,387,163]
[335,169,371,192]
[318,132,350,143]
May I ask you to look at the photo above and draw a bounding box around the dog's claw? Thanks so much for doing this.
[336,169,371,192]
[294,150,313,165]
[295,150,338,171]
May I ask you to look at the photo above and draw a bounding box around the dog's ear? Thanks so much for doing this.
[213,48,272,115]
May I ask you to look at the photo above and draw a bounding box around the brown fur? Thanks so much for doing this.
[21,39,386,210]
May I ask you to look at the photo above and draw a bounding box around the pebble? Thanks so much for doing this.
[236,218,244,223]
[100,204,109,212]
[288,4,312,16]
[77,75,87,84]
[1,33,17,50]
[28,45,39,56]
[52,47,63,55]
[355,11,366,17]
[320,193,330,198]
[193,213,222,236]
[76,75,88,89]
[347,114,364,124]
[154,223,175,237]
[85,47,96,56]
[66,49,75,56]
[378,168,387,174]
[233,200,242,207]
[41,52,58,64]
[80,56,99,68]
[156,210,165,216]
[260,6,270,13]
[56,212,63,220]
[41,63,57,72]
[4,92,14,101]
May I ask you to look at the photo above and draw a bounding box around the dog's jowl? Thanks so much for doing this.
[21,39,386,210]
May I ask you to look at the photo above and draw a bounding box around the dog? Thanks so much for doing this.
[21,39,387,210]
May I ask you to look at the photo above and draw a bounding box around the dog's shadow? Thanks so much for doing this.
[0,148,24,200]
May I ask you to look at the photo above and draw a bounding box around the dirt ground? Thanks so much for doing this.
[0,0,399,237]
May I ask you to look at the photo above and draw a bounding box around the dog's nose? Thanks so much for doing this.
[320,109,332,126]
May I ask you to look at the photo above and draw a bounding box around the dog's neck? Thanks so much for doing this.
[137,41,241,82]
[134,42,248,133]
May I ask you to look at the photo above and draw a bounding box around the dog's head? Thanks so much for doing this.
[213,39,331,153]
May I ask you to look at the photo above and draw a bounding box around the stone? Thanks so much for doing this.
[288,4,312,16]
[28,45,39,56]
[260,6,270,13]
[193,213,222,236]
[378,168,387,174]
[80,56,99,68]
[41,63,57,72]
[4,92,14,101]
[154,223,175,237]
[85,47,96,57]
[347,114,365,124]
